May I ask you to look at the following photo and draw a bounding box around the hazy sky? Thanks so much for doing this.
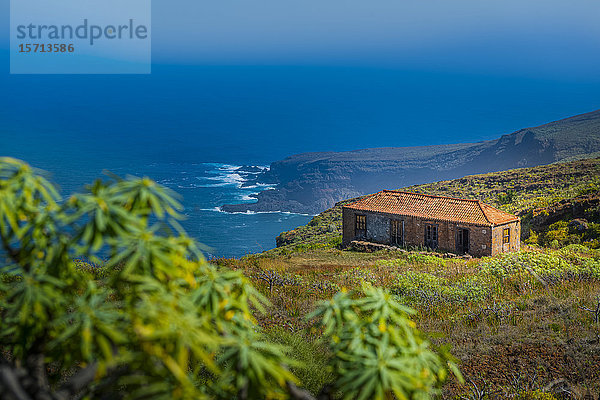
[156,0,600,79]
[150,1,600,64]
[1,0,600,79]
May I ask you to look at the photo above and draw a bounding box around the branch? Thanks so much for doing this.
[26,352,49,395]
[0,228,21,265]
[286,381,316,400]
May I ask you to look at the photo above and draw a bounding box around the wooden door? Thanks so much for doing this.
[425,224,438,249]
[456,228,469,254]
[390,219,403,246]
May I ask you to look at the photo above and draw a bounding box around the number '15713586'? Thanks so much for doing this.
[18,43,74,53]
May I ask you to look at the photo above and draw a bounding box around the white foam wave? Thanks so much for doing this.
[241,183,275,190]
[198,207,224,212]
[239,193,258,201]
[225,210,314,216]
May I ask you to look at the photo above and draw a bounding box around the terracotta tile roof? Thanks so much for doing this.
[343,190,519,226]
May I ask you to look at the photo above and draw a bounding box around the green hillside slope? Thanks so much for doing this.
[271,157,600,255]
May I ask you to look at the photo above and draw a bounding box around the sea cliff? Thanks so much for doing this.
[222,110,600,214]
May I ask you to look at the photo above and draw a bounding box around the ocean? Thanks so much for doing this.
[2,63,600,257]
[112,162,313,258]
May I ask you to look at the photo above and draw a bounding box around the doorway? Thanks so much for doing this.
[456,228,469,254]
[390,219,403,246]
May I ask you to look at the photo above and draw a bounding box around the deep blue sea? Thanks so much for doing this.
[1,63,599,256]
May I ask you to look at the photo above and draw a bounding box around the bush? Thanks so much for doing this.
[516,390,558,400]
[309,283,462,399]
[498,190,516,205]
[265,328,335,396]
[477,249,600,284]
[393,272,489,305]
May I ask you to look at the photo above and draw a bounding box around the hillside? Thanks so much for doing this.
[270,157,600,255]
[222,109,600,214]
[215,158,600,398]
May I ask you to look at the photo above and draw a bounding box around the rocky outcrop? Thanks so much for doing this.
[523,195,600,233]
[222,110,600,214]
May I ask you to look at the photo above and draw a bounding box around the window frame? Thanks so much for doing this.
[426,225,438,241]
[355,214,367,236]
[502,227,510,244]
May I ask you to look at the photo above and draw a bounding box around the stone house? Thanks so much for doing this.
[342,190,520,257]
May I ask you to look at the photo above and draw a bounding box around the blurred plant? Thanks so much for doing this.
[309,282,462,400]
[0,158,294,400]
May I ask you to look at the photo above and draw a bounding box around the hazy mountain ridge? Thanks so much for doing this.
[222,110,600,214]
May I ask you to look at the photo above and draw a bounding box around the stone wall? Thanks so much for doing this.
[342,206,519,257]
[491,221,521,255]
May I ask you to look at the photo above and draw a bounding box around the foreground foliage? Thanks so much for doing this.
[0,158,456,400]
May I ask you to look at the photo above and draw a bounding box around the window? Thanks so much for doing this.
[503,228,510,244]
[426,225,438,241]
[355,215,366,236]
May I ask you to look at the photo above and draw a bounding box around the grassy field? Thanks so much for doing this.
[212,158,600,398]
[215,244,600,399]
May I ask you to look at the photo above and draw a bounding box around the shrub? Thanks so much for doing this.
[498,190,516,205]
[309,283,462,399]
[393,272,488,305]
[525,229,540,245]
[477,250,600,284]
[265,328,335,396]
[516,390,558,400]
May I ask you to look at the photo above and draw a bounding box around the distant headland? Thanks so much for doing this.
[222,109,600,215]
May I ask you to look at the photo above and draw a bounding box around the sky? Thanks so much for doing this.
[149,0,600,77]
[0,0,599,80]
[1,0,599,168]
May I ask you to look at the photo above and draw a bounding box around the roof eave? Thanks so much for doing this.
[343,206,494,226]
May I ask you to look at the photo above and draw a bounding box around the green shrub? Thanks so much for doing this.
[525,229,540,245]
[309,283,462,399]
[393,272,489,305]
[477,250,600,284]
[516,389,558,400]
[265,328,335,396]
[498,190,516,205]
